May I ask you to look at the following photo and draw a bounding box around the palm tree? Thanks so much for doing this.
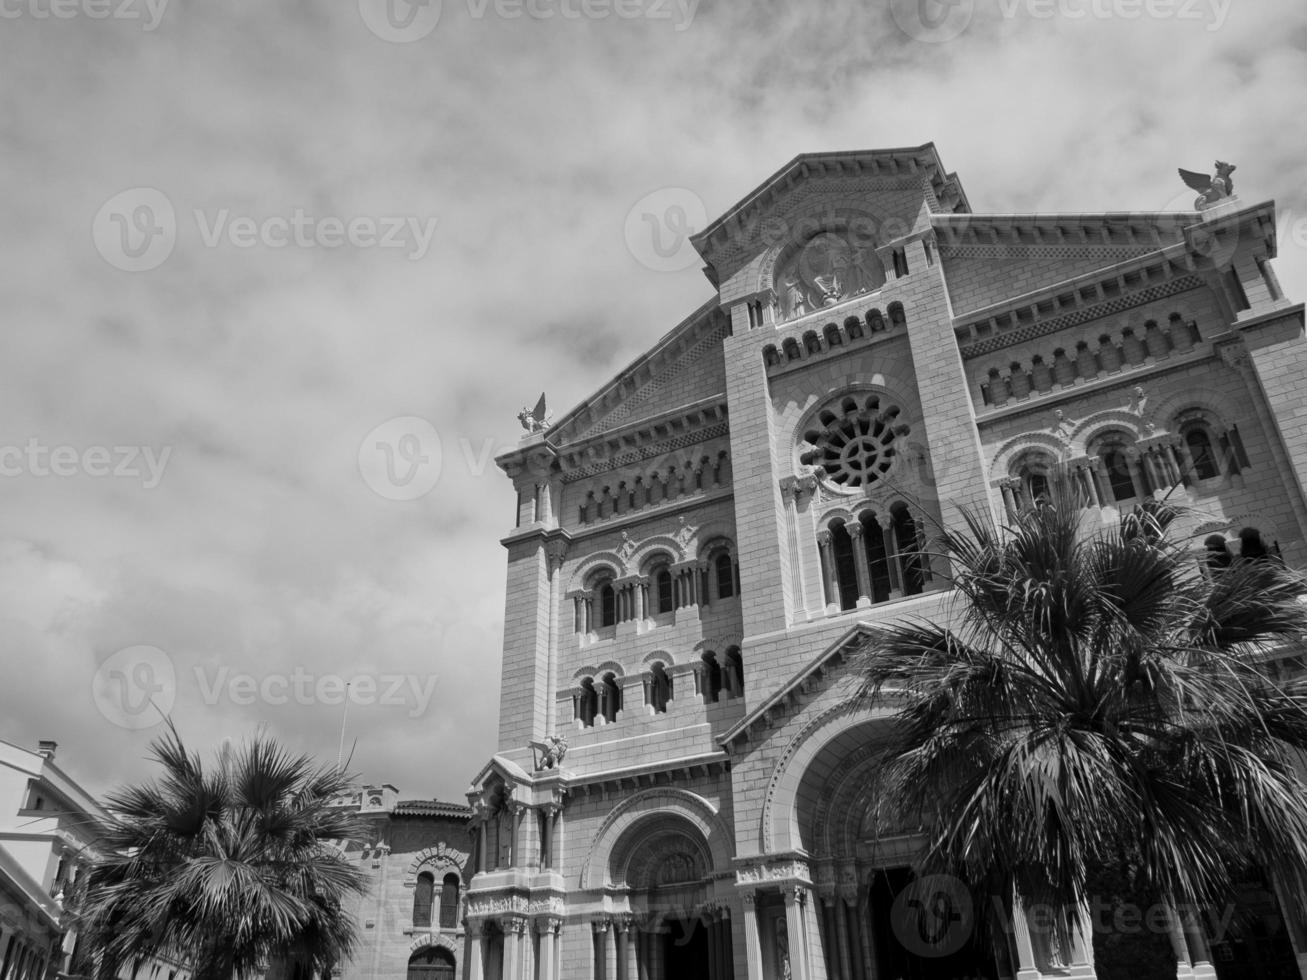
[76,726,369,980]
[857,477,1307,978]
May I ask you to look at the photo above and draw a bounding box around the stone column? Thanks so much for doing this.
[817,530,838,611]
[465,921,486,980]
[824,897,848,979]
[858,890,877,980]
[1000,481,1018,519]
[1011,895,1041,980]
[784,888,810,980]
[847,522,873,606]
[742,893,764,980]
[703,912,719,980]
[623,918,639,980]
[503,917,528,980]
[718,908,733,980]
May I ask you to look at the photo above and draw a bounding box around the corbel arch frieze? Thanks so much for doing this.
[641,649,676,667]
[408,935,460,956]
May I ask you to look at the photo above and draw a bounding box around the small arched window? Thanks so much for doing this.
[1185,426,1220,480]
[600,673,622,723]
[701,653,723,703]
[413,872,434,927]
[714,552,736,600]
[892,504,926,597]
[438,874,459,929]
[576,678,598,728]
[648,662,671,714]
[599,582,616,628]
[830,521,859,611]
[860,512,892,604]
[724,647,744,697]
[1026,471,1050,504]
[655,567,674,614]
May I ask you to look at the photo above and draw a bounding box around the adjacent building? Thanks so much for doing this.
[463,144,1307,980]
[331,786,473,980]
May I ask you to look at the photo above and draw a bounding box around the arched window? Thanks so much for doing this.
[724,647,744,697]
[1099,445,1137,502]
[1026,470,1050,504]
[648,662,671,714]
[655,567,674,614]
[407,948,455,980]
[413,872,434,927]
[892,504,927,597]
[714,552,736,600]
[701,653,723,703]
[860,512,893,604]
[438,874,459,929]
[1185,426,1220,480]
[600,673,622,723]
[598,582,616,628]
[576,678,598,728]
[830,521,859,611]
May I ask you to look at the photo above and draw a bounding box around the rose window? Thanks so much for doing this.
[800,394,907,488]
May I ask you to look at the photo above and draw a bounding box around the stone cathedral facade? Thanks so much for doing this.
[460,145,1307,980]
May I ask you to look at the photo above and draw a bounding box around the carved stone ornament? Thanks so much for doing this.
[1178,161,1236,210]
[673,516,698,551]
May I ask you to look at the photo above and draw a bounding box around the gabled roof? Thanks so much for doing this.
[690,144,970,261]
[465,753,531,793]
[496,298,730,472]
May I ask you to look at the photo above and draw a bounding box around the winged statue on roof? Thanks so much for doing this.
[518,392,551,433]
[1178,161,1236,210]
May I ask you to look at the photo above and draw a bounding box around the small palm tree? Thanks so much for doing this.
[77,726,369,980]
[857,477,1307,977]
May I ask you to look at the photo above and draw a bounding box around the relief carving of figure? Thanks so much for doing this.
[528,734,568,771]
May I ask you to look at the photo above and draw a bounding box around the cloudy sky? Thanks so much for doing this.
[0,0,1304,803]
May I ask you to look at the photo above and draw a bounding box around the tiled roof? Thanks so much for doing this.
[392,800,473,818]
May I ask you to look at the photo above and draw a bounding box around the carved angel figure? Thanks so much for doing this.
[1178,161,1236,210]
[529,734,568,771]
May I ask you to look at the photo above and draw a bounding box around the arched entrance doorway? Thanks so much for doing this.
[792,718,1011,979]
[406,947,455,980]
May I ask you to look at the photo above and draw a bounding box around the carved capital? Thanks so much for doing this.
[816,529,832,547]
[534,916,563,936]
[592,917,612,935]
[501,916,528,935]
[741,891,757,909]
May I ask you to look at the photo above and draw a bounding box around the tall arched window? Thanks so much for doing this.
[576,678,598,728]
[701,653,723,703]
[598,582,616,627]
[600,673,621,723]
[1099,445,1137,502]
[724,647,744,697]
[648,662,671,714]
[860,512,893,604]
[413,872,434,927]
[653,566,674,614]
[1185,426,1220,480]
[892,504,926,597]
[407,948,455,980]
[438,874,459,929]
[714,552,736,600]
[830,521,859,611]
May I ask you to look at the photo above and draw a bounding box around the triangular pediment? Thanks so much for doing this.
[690,144,970,285]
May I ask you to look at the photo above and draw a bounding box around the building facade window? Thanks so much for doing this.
[701,653,723,703]
[1184,425,1221,480]
[600,673,622,723]
[647,662,672,714]
[576,678,598,727]
[714,552,735,600]
[407,949,455,980]
[413,872,434,928]
[655,567,674,614]
[598,582,616,628]
[438,874,459,929]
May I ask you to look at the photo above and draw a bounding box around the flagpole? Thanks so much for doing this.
[336,682,351,769]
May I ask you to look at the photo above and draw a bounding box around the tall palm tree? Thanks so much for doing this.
[76,727,369,980]
[857,477,1307,977]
